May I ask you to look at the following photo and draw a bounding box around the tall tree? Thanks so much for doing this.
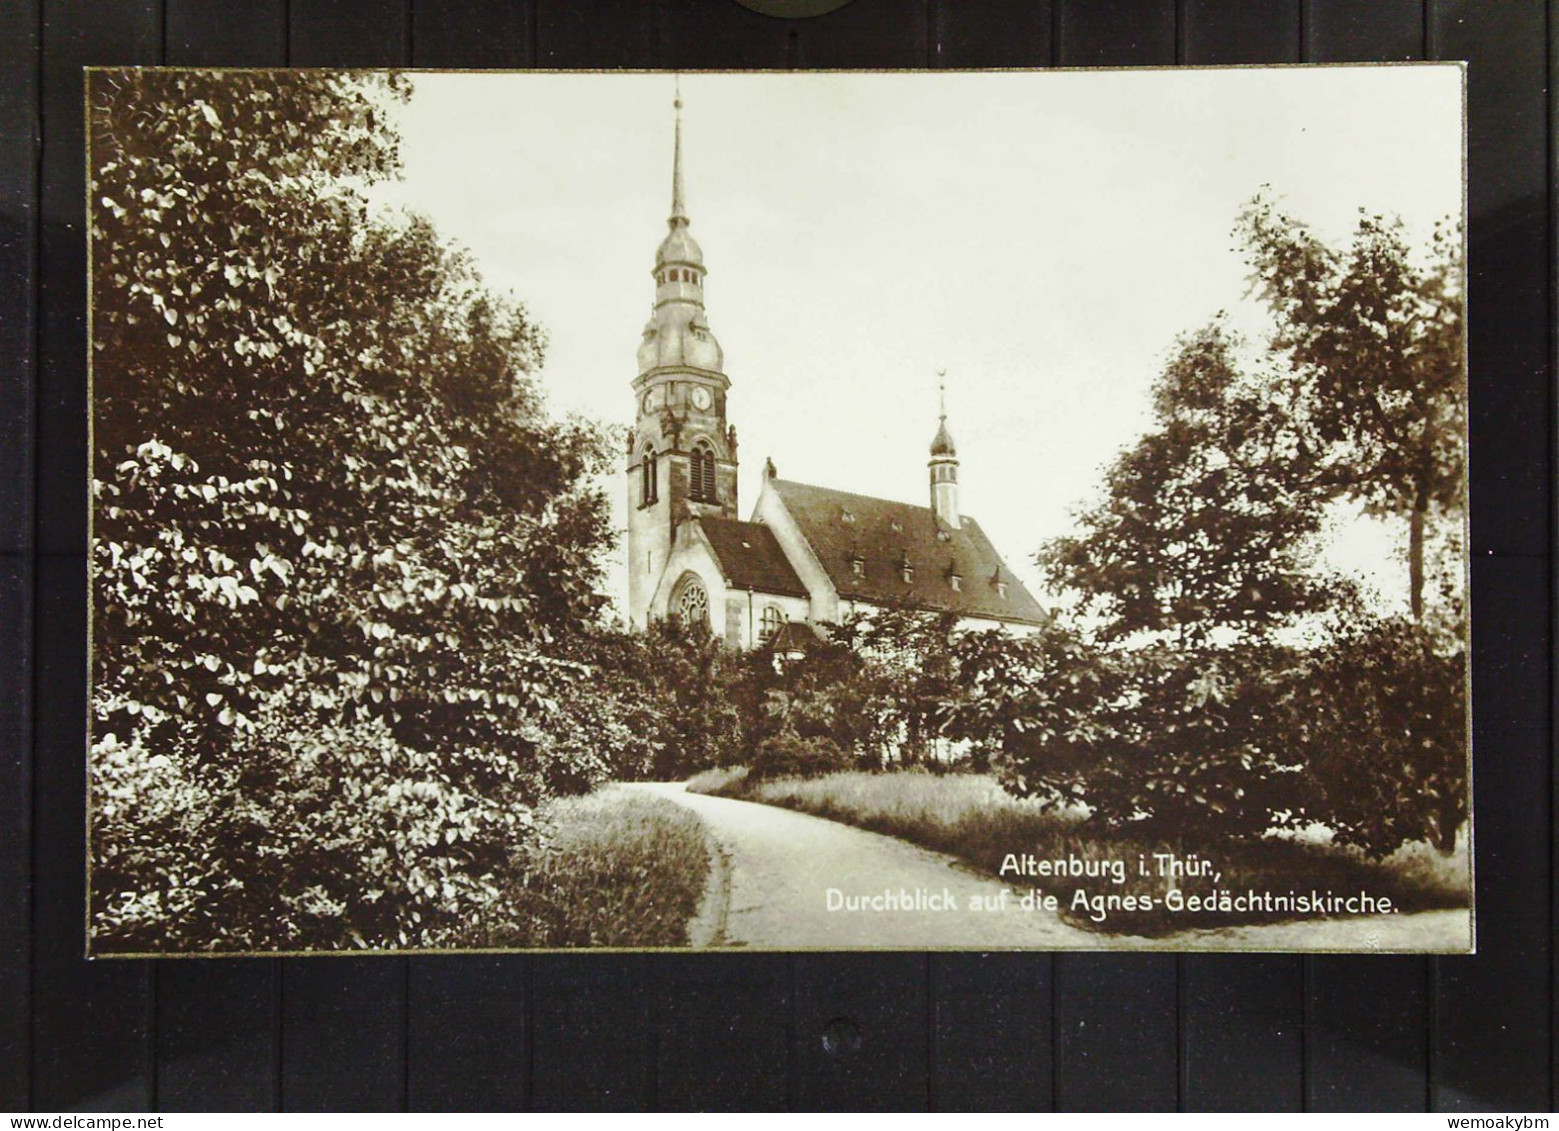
[89,70,620,950]
[1042,319,1331,645]
[1238,195,1465,622]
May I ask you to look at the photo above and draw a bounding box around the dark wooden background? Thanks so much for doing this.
[1,0,1551,1112]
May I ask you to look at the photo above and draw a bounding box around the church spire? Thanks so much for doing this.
[670,78,688,227]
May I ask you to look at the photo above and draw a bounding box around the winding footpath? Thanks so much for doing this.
[630,782,1106,949]
[628,782,1472,952]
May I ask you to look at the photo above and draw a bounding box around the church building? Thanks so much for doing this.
[626,93,1047,649]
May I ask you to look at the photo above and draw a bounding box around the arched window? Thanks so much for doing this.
[672,573,711,633]
[690,443,716,502]
[759,605,786,644]
[640,446,658,506]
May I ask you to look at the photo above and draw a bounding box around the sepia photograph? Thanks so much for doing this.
[86,66,1469,955]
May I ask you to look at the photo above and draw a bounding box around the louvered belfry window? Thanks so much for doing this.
[641,447,658,505]
[690,443,716,501]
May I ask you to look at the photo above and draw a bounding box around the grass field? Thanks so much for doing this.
[688,767,1468,936]
[482,786,711,948]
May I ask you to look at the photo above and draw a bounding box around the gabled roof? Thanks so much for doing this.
[697,516,809,599]
[766,620,825,656]
[769,479,1049,626]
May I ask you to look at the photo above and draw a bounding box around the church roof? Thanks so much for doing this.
[698,516,809,599]
[770,479,1049,626]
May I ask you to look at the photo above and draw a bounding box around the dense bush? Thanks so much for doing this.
[748,729,849,782]
[1290,618,1467,856]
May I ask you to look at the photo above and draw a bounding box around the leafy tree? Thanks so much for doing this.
[1032,271,1465,850]
[943,624,1101,803]
[89,70,620,950]
[629,620,747,778]
[1238,194,1465,623]
[1043,319,1332,645]
[843,607,963,765]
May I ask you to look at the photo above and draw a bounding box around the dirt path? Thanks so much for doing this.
[630,782,1472,952]
[629,782,1106,949]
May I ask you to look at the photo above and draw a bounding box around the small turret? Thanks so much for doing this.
[928,371,959,529]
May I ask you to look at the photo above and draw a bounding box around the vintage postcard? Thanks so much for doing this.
[87,66,1469,955]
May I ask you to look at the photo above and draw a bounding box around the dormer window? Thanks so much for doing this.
[890,520,903,533]
[899,553,914,584]
[950,573,963,592]
[996,582,1008,599]
[840,509,855,525]
[849,552,865,578]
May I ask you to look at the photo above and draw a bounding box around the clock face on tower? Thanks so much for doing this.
[641,385,665,415]
[691,385,712,411]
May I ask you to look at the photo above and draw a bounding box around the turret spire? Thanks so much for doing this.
[930,369,956,458]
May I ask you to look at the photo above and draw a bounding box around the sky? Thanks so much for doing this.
[374,67,1464,616]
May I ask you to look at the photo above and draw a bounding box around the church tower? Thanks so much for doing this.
[627,86,738,629]
[928,377,960,529]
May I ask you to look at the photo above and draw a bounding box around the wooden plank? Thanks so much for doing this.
[1056,0,1176,67]
[1048,10,1180,1112]
[752,6,938,1105]
[1181,957,1302,1111]
[536,0,655,68]
[529,956,656,1110]
[396,14,532,1115]
[156,963,280,1110]
[793,953,930,1110]
[39,0,162,558]
[1054,954,1178,1111]
[289,0,409,67]
[166,0,286,66]
[0,557,30,1111]
[1303,0,1422,62]
[931,952,1053,1111]
[407,958,528,1111]
[1435,0,1549,559]
[270,12,410,1115]
[1171,24,1309,1109]
[1297,7,1439,1115]
[1432,553,1549,1109]
[1306,957,1428,1110]
[1552,0,1558,1109]
[1182,0,1300,64]
[786,0,930,68]
[280,960,406,1111]
[0,0,38,1107]
[932,0,1054,68]
[655,955,790,1110]
[150,7,289,1113]
[32,1,160,1111]
[32,558,153,1110]
[413,0,532,68]
[660,0,789,69]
